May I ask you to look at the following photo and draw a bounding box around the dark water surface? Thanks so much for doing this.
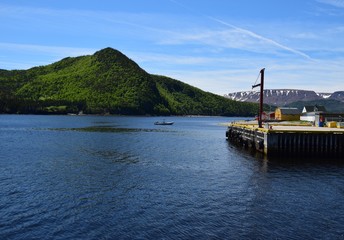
[1,115,344,239]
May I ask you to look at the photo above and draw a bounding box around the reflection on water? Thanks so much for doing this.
[227,138,344,165]
[1,115,344,239]
[47,126,173,133]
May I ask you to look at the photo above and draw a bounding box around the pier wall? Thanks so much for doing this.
[266,132,344,157]
[226,124,344,157]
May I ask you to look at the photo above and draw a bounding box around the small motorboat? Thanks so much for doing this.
[154,120,174,125]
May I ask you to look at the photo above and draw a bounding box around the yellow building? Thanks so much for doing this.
[275,107,301,121]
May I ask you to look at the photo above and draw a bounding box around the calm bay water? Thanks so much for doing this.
[1,115,344,239]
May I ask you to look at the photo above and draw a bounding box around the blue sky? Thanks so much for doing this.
[1,0,343,95]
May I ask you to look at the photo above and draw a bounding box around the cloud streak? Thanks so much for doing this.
[317,0,344,8]
[168,0,313,60]
[208,17,314,60]
[0,42,96,57]
[0,2,315,61]
[1,1,343,94]
[131,49,344,94]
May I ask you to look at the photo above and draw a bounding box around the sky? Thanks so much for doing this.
[1,0,344,95]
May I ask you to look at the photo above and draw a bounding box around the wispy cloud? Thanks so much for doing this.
[164,59,344,94]
[0,3,161,34]
[168,0,314,60]
[1,1,343,94]
[130,51,262,71]
[208,17,314,60]
[0,42,97,69]
[131,49,344,94]
[0,42,96,57]
[317,0,344,8]
[157,29,262,51]
[0,2,315,61]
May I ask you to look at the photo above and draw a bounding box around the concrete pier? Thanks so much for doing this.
[226,122,344,157]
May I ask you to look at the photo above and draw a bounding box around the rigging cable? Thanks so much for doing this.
[252,71,261,89]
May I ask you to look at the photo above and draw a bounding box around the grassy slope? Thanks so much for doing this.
[0,48,258,116]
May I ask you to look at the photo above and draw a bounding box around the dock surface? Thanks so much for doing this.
[226,121,344,157]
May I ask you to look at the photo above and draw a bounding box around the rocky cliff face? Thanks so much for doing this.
[225,89,342,106]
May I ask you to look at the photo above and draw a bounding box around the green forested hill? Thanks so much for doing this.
[0,47,258,116]
[287,99,344,113]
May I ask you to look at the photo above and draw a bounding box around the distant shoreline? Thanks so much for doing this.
[0,112,254,118]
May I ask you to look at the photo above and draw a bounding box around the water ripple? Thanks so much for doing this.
[1,115,344,239]
[45,126,174,133]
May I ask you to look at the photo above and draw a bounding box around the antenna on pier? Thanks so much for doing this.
[252,68,265,128]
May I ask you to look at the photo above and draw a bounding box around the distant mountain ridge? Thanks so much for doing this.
[225,89,344,106]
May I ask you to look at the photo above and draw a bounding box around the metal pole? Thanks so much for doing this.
[259,68,265,128]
